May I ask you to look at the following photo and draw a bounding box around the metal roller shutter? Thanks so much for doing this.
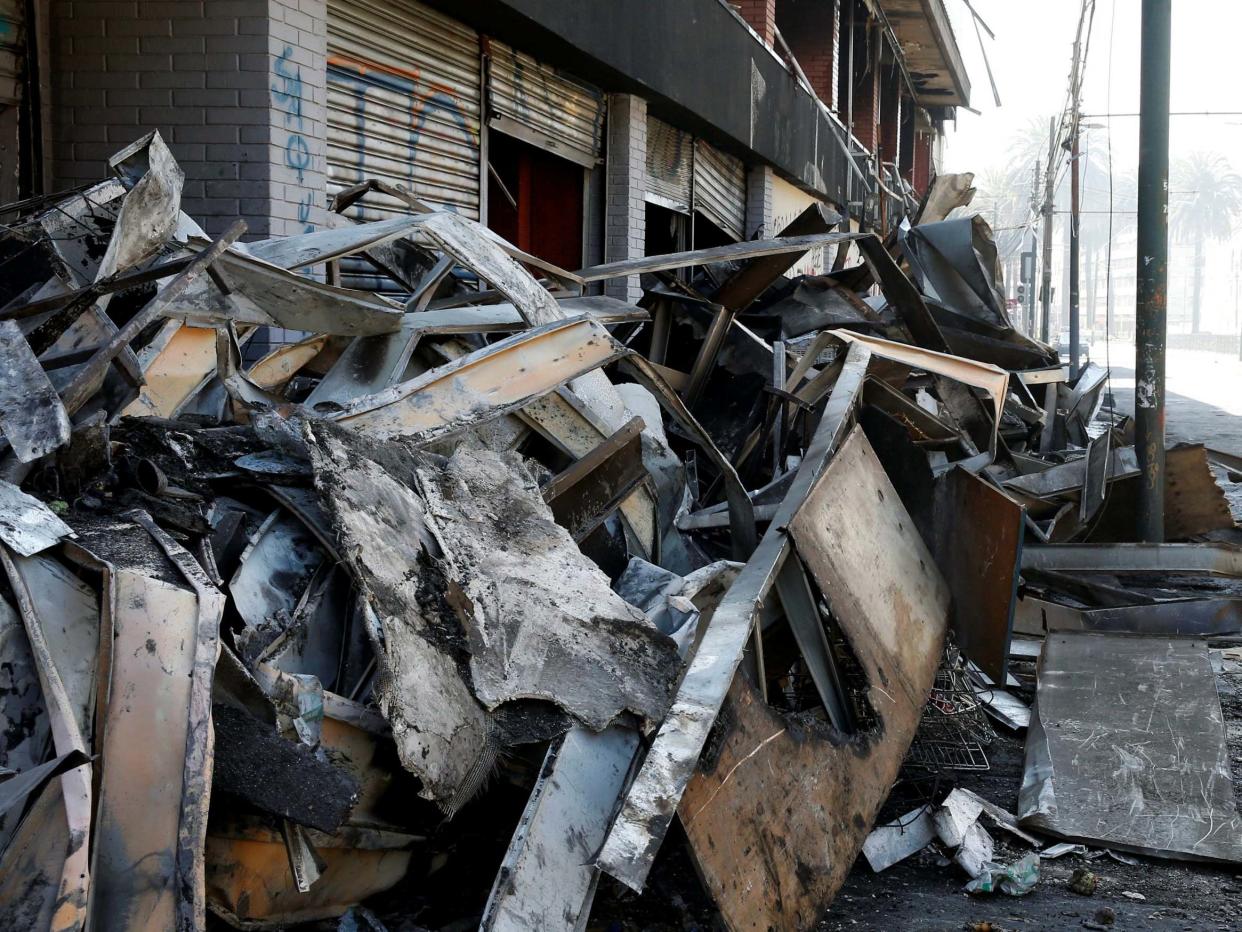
[693,139,746,241]
[326,0,482,221]
[645,115,692,213]
[485,40,604,169]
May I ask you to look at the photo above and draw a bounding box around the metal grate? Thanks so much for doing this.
[905,642,996,773]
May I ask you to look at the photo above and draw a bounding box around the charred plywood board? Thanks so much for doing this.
[931,467,1024,683]
[680,427,949,931]
[1020,632,1242,863]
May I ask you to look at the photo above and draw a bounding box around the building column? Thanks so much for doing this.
[745,163,774,239]
[265,0,328,238]
[604,93,647,304]
[734,0,776,46]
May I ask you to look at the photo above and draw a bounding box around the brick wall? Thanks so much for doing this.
[781,0,839,110]
[734,0,775,46]
[878,67,900,165]
[913,131,931,194]
[49,0,326,239]
[851,27,880,154]
[604,93,646,304]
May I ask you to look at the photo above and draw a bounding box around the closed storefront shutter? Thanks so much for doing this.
[644,115,692,214]
[693,139,746,241]
[485,40,604,169]
[326,0,482,221]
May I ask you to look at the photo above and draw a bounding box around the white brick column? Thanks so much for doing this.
[604,93,647,304]
[266,0,327,237]
[745,163,774,239]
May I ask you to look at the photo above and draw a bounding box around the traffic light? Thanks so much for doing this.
[1016,283,1027,303]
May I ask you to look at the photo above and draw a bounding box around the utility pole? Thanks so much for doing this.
[1068,66,1082,379]
[1134,0,1170,542]
[1040,117,1056,344]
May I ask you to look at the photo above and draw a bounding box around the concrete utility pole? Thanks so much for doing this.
[1039,117,1056,343]
[1134,0,1171,542]
[1068,95,1082,379]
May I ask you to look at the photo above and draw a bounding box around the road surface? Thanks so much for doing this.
[1098,339,1242,457]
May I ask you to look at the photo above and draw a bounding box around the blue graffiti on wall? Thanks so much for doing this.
[327,56,477,216]
[273,45,315,232]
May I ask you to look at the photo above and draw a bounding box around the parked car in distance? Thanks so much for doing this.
[1056,330,1091,365]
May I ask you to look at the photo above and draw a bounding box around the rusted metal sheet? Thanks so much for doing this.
[931,467,1024,683]
[680,426,949,930]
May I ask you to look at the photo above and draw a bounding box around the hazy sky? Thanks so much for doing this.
[941,0,1242,177]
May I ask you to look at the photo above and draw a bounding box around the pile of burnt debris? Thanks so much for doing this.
[0,131,1238,932]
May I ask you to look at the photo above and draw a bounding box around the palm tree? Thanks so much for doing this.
[1169,152,1242,333]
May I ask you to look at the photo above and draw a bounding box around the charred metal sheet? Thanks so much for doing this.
[87,564,202,930]
[681,427,948,930]
[188,249,404,336]
[519,388,658,560]
[482,561,738,932]
[0,546,95,932]
[862,375,960,445]
[118,321,217,419]
[3,552,99,739]
[0,319,71,461]
[1079,431,1111,523]
[246,334,329,392]
[595,341,870,891]
[60,219,246,415]
[543,416,649,542]
[0,595,50,853]
[330,317,627,444]
[1020,632,1242,863]
[1014,595,1242,637]
[131,512,225,930]
[304,426,491,809]
[96,131,185,281]
[0,478,73,556]
[1005,446,1139,499]
[830,328,1008,455]
[714,203,843,312]
[212,703,359,833]
[1088,443,1237,542]
[574,231,859,282]
[240,215,427,270]
[931,467,1023,683]
[229,510,325,635]
[1022,543,1242,576]
[0,750,90,819]
[415,211,571,325]
[414,444,680,730]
